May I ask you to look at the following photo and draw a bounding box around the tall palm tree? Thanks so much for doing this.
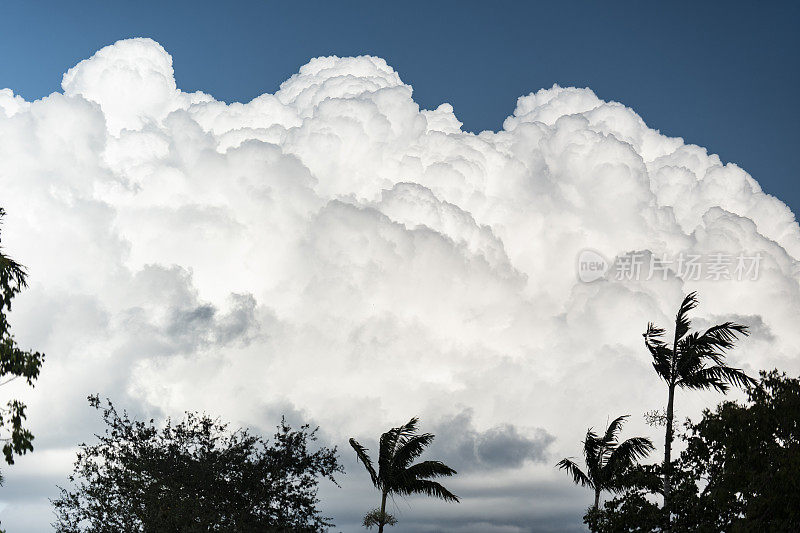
[558,415,653,516]
[349,417,459,532]
[643,291,754,529]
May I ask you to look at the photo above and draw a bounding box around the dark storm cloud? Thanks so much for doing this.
[429,409,554,472]
[167,293,259,349]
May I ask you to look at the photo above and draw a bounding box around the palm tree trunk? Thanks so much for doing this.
[663,383,675,531]
[378,490,388,533]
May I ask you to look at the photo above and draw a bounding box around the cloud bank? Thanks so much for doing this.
[1,38,799,531]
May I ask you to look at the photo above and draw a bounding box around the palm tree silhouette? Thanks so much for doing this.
[643,291,754,529]
[558,415,653,516]
[349,417,459,532]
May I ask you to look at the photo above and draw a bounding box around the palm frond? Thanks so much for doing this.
[678,364,756,392]
[674,292,698,342]
[349,438,379,487]
[681,323,748,362]
[583,429,601,457]
[396,478,460,502]
[582,429,605,480]
[378,426,400,480]
[390,433,435,470]
[583,428,605,462]
[679,371,727,392]
[403,460,457,481]
[381,418,420,470]
[644,323,672,381]
[396,417,420,439]
[700,322,749,345]
[602,415,628,446]
[607,437,653,473]
[557,458,593,489]
[643,322,666,341]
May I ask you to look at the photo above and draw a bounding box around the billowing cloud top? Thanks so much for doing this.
[1,38,798,531]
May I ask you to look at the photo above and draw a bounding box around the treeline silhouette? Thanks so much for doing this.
[2,208,799,532]
[557,293,799,532]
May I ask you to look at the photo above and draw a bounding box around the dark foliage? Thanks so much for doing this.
[52,396,342,532]
[0,207,44,467]
[586,370,800,532]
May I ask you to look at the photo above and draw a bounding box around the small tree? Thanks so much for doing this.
[52,396,342,532]
[349,417,459,532]
[558,415,653,522]
[0,207,45,466]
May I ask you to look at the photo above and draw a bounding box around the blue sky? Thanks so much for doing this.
[2,1,798,214]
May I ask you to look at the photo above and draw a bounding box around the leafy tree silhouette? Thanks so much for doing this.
[0,207,44,468]
[586,370,800,532]
[53,396,342,532]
